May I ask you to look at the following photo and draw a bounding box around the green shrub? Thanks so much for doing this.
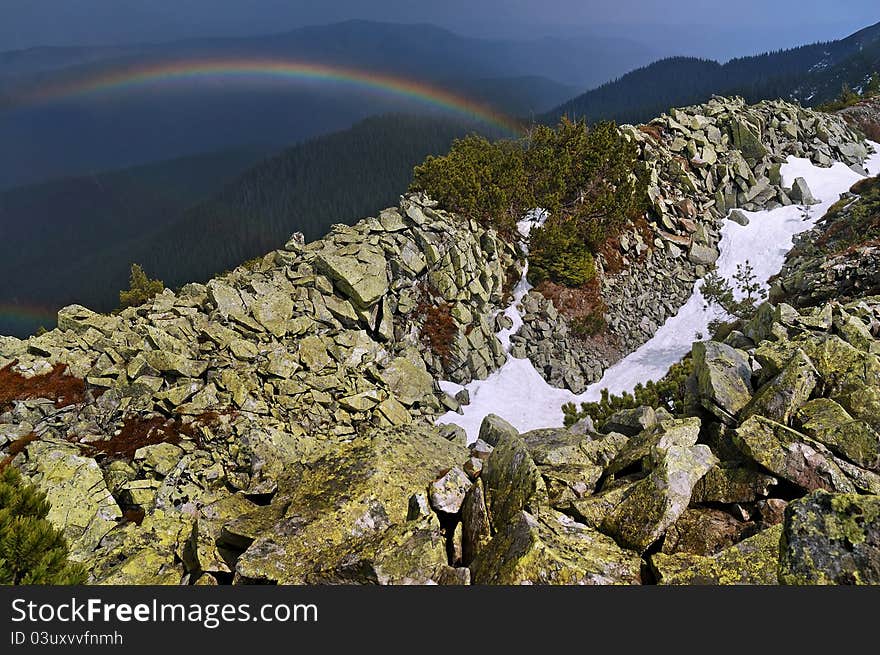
[410,117,648,286]
[118,263,164,310]
[0,466,87,585]
[528,216,597,286]
[562,356,694,426]
[410,135,529,233]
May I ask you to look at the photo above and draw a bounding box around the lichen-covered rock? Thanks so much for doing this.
[429,467,473,514]
[305,518,464,585]
[795,398,880,471]
[779,490,880,585]
[602,444,716,553]
[691,463,778,504]
[478,413,519,447]
[740,349,817,425]
[315,245,389,309]
[461,480,491,565]
[691,341,753,423]
[378,355,434,407]
[734,415,855,492]
[482,430,548,530]
[600,406,657,436]
[651,525,783,585]
[605,417,701,477]
[661,508,753,556]
[24,441,121,561]
[233,426,467,584]
[470,510,642,585]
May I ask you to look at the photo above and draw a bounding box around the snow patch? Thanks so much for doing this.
[437,145,880,443]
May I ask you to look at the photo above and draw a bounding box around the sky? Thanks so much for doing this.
[0,1,878,61]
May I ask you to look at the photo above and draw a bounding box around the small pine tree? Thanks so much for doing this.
[118,263,164,310]
[0,466,87,585]
[701,260,766,333]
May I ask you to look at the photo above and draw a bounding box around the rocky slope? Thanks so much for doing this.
[515,95,870,392]
[2,97,879,584]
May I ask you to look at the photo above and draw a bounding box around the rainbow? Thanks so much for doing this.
[0,303,58,333]
[8,57,523,134]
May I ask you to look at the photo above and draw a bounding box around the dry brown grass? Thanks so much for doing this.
[0,362,88,412]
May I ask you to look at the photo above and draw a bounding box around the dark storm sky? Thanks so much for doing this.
[1,0,878,61]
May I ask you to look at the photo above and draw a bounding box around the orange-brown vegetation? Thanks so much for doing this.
[0,362,89,411]
[535,278,608,338]
[85,412,221,462]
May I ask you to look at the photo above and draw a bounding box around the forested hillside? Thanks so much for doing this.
[0,113,486,336]
[546,20,880,124]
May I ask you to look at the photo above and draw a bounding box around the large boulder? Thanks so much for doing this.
[482,430,548,530]
[691,341,753,424]
[795,398,880,471]
[24,441,121,561]
[779,490,880,585]
[378,355,434,407]
[740,349,817,425]
[734,415,855,493]
[651,525,782,585]
[601,444,717,553]
[315,245,389,308]
[470,510,642,585]
[232,426,467,584]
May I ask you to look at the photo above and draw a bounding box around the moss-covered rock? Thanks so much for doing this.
[796,398,880,471]
[733,415,855,492]
[470,510,642,585]
[605,417,701,477]
[691,463,778,504]
[232,426,467,584]
[24,441,122,561]
[482,430,548,531]
[691,341,753,424]
[651,525,783,585]
[740,349,817,425]
[661,508,753,556]
[602,444,716,553]
[779,490,880,585]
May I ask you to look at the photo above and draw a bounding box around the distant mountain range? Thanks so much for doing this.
[545,20,880,125]
[0,20,651,190]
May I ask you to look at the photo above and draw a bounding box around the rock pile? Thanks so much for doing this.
[0,193,518,581]
[517,96,872,392]
[771,174,880,308]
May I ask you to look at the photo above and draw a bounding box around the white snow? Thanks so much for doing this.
[437,143,880,443]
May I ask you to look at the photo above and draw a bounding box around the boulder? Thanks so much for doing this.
[461,480,491,565]
[233,426,467,584]
[691,464,778,504]
[733,415,855,492]
[315,246,389,308]
[601,444,717,553]
[470,510,642,585]
[796,398,880,471]
[651,525,782,585]
[661,507,753,556]
[790,177,817,205]
[379,355,434,406]
[482,430,548,530]
[779,490,880,585]
[24,442,121,561]
[478,414,519,447]
[691,341,753,423]
[600,406,657,436]
[429,467,473,514]
[740,349,818,425]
